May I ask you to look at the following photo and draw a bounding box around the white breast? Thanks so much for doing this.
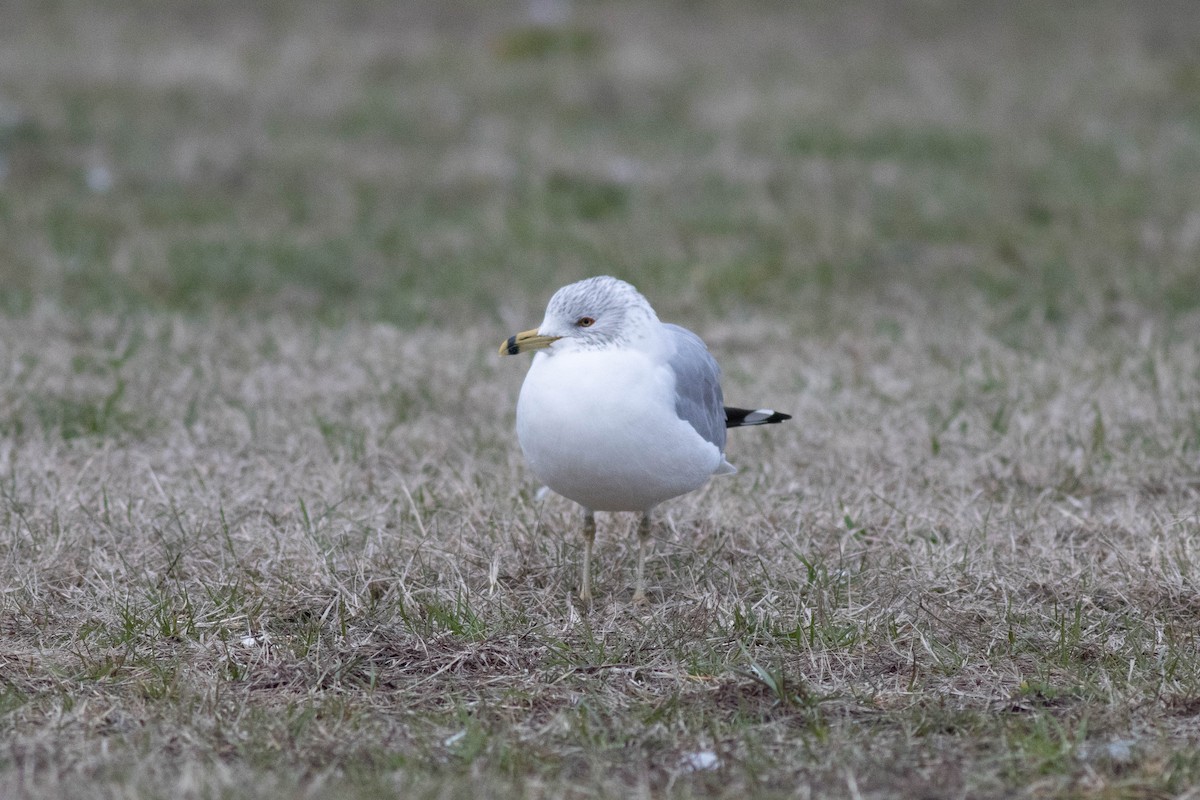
[515,348,724,512]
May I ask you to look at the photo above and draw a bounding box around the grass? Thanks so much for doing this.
[2,1,1200,798]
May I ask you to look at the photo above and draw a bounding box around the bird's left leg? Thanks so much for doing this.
[579,509,596,603]
[633,511,653,604]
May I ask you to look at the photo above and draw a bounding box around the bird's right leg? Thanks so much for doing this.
[579,509,596,602]
[632,511,653,604]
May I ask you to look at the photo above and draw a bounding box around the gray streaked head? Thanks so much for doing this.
[538,276,659,350]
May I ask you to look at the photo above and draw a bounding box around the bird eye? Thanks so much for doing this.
[577,317,595,328]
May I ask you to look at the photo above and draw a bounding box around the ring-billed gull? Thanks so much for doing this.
[500,276,790,603]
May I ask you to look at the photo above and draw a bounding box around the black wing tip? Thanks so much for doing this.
[724,407,792,428]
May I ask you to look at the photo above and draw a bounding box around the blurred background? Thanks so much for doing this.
[2,0,1199,339]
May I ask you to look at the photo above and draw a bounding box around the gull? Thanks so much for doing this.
[500,276,790,603]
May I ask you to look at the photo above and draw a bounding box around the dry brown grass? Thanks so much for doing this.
[3,1,1200,798]
[2,305,1200,799]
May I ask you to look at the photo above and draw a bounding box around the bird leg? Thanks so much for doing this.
[579,509,596,602]
[633,511,653,604]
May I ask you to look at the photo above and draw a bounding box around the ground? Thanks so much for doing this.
[2,1,1200,798]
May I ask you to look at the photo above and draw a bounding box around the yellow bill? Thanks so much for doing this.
[499,328,562,356]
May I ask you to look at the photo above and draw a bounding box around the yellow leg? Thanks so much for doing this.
[633,512,652,604]
[580,510,596,602]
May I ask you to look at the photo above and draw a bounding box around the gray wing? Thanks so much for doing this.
[663,323,727,453]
